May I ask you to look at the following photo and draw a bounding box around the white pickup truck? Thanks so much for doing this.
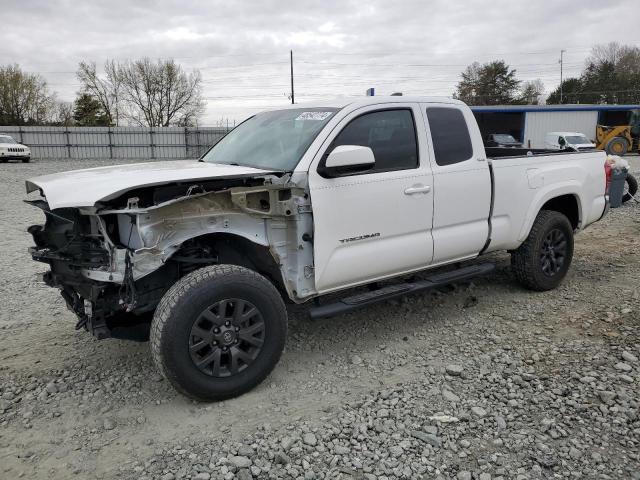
[26,97,609,400]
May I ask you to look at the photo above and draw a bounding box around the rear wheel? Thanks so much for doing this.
[605,136,629,156]
[511,210,574,291]
[150,264,287,401]
[622,173,638,203]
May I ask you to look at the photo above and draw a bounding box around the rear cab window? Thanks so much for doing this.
[425,107,473,166]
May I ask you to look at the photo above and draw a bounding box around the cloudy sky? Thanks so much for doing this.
[2,0,639,124]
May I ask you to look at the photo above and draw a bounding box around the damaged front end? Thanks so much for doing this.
[26,171,317,341]
[27,199,170,339]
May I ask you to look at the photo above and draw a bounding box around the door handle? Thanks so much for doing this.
[404,185,431,195]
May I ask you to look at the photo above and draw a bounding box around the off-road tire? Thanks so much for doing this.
[22,157,30,163]
[605,136,629,156]
[511,210,574,291]
[622,173,638,203]
[150,264,287,401]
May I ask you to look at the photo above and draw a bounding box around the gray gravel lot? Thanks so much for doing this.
[1,158,639,480]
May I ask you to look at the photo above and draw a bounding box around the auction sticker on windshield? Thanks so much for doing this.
[295,112,334,121]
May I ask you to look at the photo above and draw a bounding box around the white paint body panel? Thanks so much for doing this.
[308,102,434,293]
[25,160,274,209]
[420,102,491,263]
[486,151,607,251]
[524,111,598,149]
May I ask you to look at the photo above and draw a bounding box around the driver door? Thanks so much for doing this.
[308,103,434,293]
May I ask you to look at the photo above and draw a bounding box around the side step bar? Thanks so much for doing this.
[309,262,495,320]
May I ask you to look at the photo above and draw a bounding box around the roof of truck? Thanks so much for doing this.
[272,96,465,110]
[272,99,640,113]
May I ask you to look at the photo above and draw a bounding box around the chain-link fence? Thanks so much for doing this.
[0,126,233,160]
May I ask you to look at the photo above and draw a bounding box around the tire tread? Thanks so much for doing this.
[150,264,287,401]
[511,210,573,291]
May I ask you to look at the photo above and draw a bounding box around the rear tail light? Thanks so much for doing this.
[604,160,612,194]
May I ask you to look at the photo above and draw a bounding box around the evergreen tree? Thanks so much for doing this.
[72,93,111,126]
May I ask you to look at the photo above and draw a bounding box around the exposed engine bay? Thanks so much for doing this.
[27,172,316,340]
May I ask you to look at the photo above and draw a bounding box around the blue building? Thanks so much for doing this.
[470,104,640,148]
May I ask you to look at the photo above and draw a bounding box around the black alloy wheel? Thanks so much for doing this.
[539,228,568,277]
[189,299,265,377]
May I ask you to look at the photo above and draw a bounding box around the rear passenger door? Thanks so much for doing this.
[309,104,434,293]
[421,103,491,264]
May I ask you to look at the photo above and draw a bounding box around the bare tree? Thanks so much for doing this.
[0,64,56,125]
[77,60,122,126]
[587,42,626,67]
[117,58,204,127]
[55,101,74,126]
[519,79,545,105]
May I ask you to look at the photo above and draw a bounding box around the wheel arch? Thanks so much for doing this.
[169,232,288,299]
[518,185,583,243]
[540,194,580,229]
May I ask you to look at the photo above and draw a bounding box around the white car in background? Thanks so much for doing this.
[0,134,31,163]
[545,132,596,152]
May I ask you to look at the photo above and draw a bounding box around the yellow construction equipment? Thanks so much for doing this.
[597,110,640,155]
[596,125,635,155]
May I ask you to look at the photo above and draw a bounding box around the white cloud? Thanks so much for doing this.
[1,0,637,124]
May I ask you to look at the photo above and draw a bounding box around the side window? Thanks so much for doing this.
[330,109,418,173]
[426,107,473,166]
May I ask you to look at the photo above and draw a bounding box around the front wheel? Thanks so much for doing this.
[22,157,30,163]
[150,265,287,401]
[511,210,574,291]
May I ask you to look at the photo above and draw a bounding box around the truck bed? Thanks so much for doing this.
[485,149,607,253]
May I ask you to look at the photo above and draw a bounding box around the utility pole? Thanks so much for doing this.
[290,50,295,104]
[559,49,566,103]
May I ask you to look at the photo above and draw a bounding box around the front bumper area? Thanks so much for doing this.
[26,200,147,339]
[1,154,30,161]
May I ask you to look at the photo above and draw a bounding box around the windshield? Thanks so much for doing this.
[202,107,339,171]
[493,134,518,143]
[565,135,590,144]
[0,135,16,144]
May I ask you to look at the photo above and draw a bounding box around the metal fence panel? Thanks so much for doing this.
[0,126,231,160]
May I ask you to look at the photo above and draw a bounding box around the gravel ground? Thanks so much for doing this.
[0,157,639,480]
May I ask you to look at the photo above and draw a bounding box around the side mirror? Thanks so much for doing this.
[322,145,375,177]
